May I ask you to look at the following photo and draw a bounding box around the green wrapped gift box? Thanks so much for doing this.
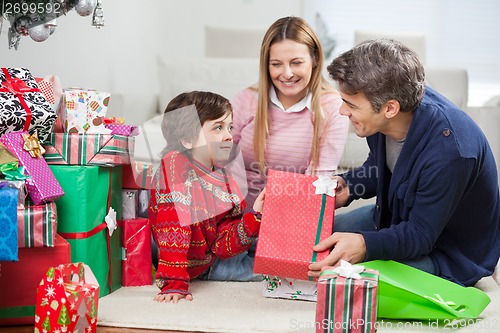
[50,165,123,297]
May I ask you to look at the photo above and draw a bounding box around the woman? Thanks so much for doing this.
[231,16,349,209]
[206,16,349,283]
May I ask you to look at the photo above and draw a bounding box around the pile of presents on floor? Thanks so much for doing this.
[0,67,492,333]
[0,67,153,332]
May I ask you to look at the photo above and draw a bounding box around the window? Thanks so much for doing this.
[303,0,500,106]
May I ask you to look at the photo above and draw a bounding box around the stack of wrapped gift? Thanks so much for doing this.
[41,87,138,297]
[121,157,154,286]
[121,188,152,286]
[0,118,68,325]
[254,170,336,300]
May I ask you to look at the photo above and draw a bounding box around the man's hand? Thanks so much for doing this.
[154,293,193,303]
[308,232,366,278]
[333,176,349,208]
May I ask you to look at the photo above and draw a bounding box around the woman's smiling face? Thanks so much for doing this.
[268,39,313,109]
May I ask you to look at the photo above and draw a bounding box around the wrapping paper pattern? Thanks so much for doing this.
[1,179,27,209]
[34,263,100,333]
[0,234,71,326]
[50,165,122,297]
[0,131,65,205]
[17,201,57,248]
[138,189,149,218]
[122,189,138,220]
[122,218,152,286]
[0,186,18,261]
[59,88,110,133]
[104,123,139,136]
[42,133,132,166]
[316,268,379,333]
[254,170,335,280]
[263,275,317,301]
[0,68,57,142]
[35,75,63,115]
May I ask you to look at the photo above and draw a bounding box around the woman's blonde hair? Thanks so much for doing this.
[254,16,331,174]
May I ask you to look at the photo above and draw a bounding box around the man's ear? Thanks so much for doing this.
[384,99,400,119]
[181,139,192,149]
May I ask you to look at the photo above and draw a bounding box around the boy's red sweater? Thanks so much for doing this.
[149,151,260,295]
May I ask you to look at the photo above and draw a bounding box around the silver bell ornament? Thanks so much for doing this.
[75,0,97,17]
[28,23,51,42]
[45,18,58,35]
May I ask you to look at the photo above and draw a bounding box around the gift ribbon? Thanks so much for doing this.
[0,68,39,131]
[22,132,46,158]
[424,293,465,312]
[309,176,337,281]
[0,161,19,173]
[2,165,31,181]
[58,170,121,293]
[320,260,366,279]
[310,193,326,281]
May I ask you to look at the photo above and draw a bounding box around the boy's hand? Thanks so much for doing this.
[253,187,266,213]
[154,293,193,303]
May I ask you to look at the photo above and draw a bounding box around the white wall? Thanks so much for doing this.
[0,0,302,124]
[302,0,500,107]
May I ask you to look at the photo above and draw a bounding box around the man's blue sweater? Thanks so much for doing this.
[344,87,500,286]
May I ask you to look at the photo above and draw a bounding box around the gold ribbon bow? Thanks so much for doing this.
[22,132,46,158]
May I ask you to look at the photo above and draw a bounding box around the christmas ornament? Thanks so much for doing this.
[14,16,32,36]
[92,0,105,28]
[7,27,21,50]
[45,18,58,35]
[28,23,51,42]
[75,0,97,17]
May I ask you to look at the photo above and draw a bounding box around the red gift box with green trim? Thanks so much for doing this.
[42,133,132,167]
[315,262,379,333]
[17,200,57,248]
[254,170,335,281]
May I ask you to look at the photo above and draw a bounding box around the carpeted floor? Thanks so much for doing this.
[97,277,500,333]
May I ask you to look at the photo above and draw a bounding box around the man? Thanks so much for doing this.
[309,39,500,286]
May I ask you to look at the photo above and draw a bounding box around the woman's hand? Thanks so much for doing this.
[154,292,193,303]
[253,187,266,213]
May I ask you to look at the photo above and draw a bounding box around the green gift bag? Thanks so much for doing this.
[361,260,490,320]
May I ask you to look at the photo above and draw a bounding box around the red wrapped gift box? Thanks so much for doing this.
[0,234,71,326]
[254,170,335,280]
[315,262,378,333]
[122,218,152,286]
